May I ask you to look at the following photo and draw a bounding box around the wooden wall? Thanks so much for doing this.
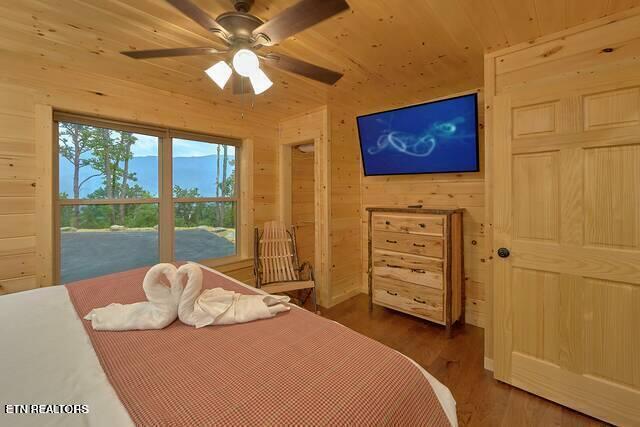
[277,108,331,306]
[361,91,487,327]
[277,106,362,308]
[0,84,37,294]
[328,104,364,306]
[291,149,315,266]
[0,51,490,332]
[0,55,279,294]
[323,90,489,327]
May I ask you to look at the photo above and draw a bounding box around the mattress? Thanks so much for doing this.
[0,264,457,426]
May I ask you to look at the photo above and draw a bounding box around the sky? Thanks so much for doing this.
[132,134,236,158]
[58,121,235,159]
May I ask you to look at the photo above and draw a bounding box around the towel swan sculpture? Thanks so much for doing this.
[176,263,291,328]
[85,263,290,331]
[84,263,180,331]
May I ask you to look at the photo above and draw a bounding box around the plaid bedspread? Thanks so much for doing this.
[66,266,451,426]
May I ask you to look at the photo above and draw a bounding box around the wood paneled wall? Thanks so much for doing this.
[291,149,315,266]
[0,50,490,333]
[0,57,279,294]
[0,85,37,294]
[328,104,363,306]
[278,106,362,309]
[322,90,489,327]
[360,91,487,328]
[277,108,331,306]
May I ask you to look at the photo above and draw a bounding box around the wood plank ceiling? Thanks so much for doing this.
[1,0,638,118]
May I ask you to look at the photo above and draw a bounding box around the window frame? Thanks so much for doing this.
[53,112,242,284]
[169,130,241,263]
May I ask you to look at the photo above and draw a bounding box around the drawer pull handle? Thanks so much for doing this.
[413,243,426,248]
[386,264,402,269]
[386,290,398,296]
[386,239,398,244]
[413,298,426,304]
[418,223,426,228]
[385,220,391,225]
[410,268,426,274]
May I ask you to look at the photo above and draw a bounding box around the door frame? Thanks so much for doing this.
[277,107,331,307]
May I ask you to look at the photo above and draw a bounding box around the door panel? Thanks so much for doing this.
[512,267,560,364]
[512,102,558,137]
[584,278,640,387]
[584,145,640,249]
[512,152,560,242]
[493,81,640,425]
[583,87,640,130]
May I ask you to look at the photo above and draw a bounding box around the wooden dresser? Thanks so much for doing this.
[367,207,464,336]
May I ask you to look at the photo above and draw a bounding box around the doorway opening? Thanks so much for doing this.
[290,143,315,268]
[277,134,329,306]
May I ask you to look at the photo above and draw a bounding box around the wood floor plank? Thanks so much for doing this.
[318,294,608,427]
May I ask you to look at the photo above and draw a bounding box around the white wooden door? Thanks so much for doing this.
[492,63,640,426]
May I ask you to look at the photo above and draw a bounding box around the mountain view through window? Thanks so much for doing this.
[57,121,238,283]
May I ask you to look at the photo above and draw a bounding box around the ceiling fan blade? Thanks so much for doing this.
[252,0,349,46]
[166,0,231,41]
[262,53,343,85]
[232,73,252,95]
[121,47,225,59]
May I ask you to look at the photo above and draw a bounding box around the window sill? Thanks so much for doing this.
[196,256,253,273]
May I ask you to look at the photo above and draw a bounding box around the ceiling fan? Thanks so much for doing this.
[121,0,349,95]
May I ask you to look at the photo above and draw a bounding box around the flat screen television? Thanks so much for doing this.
[356,93,479,176]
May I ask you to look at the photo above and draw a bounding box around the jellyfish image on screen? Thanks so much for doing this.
[357,94,479,175]
[367,116,468,158]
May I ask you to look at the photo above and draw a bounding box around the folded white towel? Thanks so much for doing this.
[84,263,180,331]
[176,263,291,328]
[194,288,291,327]
[176,263,213,327]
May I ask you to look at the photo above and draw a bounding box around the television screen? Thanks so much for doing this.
[356,93,479,176]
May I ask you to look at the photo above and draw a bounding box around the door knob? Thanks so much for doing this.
[497,248,510,258]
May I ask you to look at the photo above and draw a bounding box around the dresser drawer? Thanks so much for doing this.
[372,213,444,236]
[373,230,444,258]
[373,277,444,322]
[372,249,443,289]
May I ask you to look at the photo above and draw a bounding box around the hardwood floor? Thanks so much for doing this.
[319,294,608,427]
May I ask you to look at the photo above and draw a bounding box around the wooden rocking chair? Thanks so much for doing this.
[254,221,317,313]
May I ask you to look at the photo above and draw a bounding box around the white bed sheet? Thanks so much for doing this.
[0,264,457,427]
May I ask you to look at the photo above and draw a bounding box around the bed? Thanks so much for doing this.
[0,263,457,426]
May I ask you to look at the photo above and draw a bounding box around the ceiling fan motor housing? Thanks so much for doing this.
[217,11,263,43]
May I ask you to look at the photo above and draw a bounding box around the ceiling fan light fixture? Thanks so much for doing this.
[232,49,260,77]
[249,68,273,95]
[205,61,232,89]
[123,0,348,95]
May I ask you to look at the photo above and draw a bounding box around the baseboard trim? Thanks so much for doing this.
[484,357,494,372]
[329,288,362,307]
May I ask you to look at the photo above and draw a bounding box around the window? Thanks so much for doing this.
[172,137,238,261]
[55,115,241,283]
